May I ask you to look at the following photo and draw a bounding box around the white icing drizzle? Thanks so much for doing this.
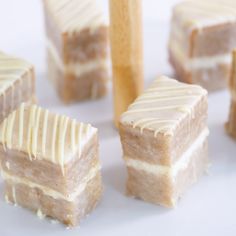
[45,0,106,34]
[71,119,76,154]
[51,114,59,163]
[0,104,97,170]
[42,109,49,156]
[121,76,207,136]
[27,105,37,161]
[6,111,16,150]
[174,0,236,29]
[58,116,69,175]
[32,107,42,159]
[77,123,84,158]
[18,103,25,149]
[0,52,32,119]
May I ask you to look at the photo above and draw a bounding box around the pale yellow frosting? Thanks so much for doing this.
[0,104,97,172]
[45,0,106,34]
[120,76,207,137]
[174,0,236,30]
[0,52,32,117]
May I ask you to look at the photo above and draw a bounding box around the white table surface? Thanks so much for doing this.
[0,1,236,235]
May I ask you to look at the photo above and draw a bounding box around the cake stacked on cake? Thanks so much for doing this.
[0,52,35,122]
[119,76,209,207]
[226,50,236,138]
[43,0,109,103]
[0,104,102,226]
[169,0,236,91]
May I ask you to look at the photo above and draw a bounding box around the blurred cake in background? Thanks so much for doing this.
[169,0,236,91]
[43,0,109,103]
[0,51,35,123]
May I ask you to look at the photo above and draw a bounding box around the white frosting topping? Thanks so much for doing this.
[125,128,209,179]
[1,165,100,202]
[45,0,106,34]
[174,0,236,29]
[46,38,108,76]
[121,76,207,137]
[0,52,32,117]
[0,104,97,172]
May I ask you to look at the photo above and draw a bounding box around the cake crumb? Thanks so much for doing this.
[50,219,59,225]
[5,194,11,204]
[6,161,10,170]
[37,209,46,220]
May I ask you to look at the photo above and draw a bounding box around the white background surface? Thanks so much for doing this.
[0,1,236,235]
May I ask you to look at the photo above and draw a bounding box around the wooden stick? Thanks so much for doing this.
[109,0,144,127]
[226,50,236,138]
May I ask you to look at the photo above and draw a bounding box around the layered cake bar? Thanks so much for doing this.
[0,52,35,123]
[0,104,102,226]
[119,76,209,207]
[43,0,109,103]
[169,0,236,91]
[226,50,236,138]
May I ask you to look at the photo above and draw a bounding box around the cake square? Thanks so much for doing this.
[0,52,35,123]
[0,104,102,226]
[226,50,236,138]
[119,76,209,207]
[43,0,109,103]
[168,0,236,91]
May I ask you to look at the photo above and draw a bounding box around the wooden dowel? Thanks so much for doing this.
[109,0,144,127]
[226,50,236,138]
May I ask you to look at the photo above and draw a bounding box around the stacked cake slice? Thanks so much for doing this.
[43,0,109,103]
[0,104,102,226]
[119,76,209,207]
[169,0,236,91]
[0,52,35,122]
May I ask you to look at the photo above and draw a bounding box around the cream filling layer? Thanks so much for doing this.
[125,128,209,178]
[1,165,100,202]
[46,38,107,76]
[169,41,231,70]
